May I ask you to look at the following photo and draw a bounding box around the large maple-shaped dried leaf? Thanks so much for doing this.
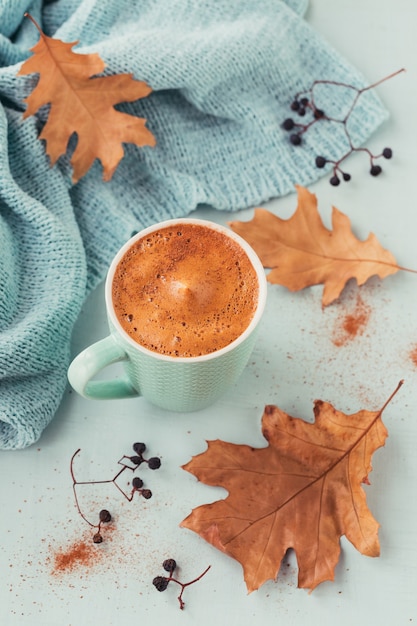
[229,186,399,306]
[181,383,402,593]
[18,15,156,183]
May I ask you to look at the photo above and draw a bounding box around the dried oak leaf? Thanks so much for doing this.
[229,185,399,306]
[181,383,402,593]
[18,15,156,183]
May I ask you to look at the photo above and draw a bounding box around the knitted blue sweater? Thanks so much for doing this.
[0,0,387,449]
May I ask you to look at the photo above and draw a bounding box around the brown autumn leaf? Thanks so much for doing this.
[18,14,156,183]
[229,185,399,306]
[181,382,402,593]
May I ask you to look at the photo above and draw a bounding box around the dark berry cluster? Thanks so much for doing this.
[282,95,324,147]
[152,558,211,610]
[70,442,162,542]
[92,509,112,544]
[281,69,404,185]
[130,441,162,471]
[313,146,393,186]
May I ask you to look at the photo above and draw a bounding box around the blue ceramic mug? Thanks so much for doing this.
[67,218,267,411]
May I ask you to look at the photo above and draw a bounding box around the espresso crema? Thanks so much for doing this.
[112,223,259,357]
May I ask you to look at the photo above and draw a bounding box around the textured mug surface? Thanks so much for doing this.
[67,218,267,411]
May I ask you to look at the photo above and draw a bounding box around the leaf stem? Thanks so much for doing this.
[378,379,404,415]
[396,265,417,274]
[24,13,43,36]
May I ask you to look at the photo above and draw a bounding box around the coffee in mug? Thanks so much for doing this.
[68,218,267,412]
[112,222,259,358]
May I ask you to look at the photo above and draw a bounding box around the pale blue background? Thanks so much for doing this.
[0,1,416,625]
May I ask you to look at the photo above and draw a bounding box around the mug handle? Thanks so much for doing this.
[67,335,139,399]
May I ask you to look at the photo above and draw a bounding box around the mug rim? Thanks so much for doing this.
[105,217,267,363]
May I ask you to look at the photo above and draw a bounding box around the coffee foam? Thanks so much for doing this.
[112,223,259,357]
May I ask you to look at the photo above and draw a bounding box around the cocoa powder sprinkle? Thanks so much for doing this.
[410,345,417,368]
[332,294,371,347]
[52,540,100,574]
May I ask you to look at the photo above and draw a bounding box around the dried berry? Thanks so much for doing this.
[99,509,111,523]
[141,489,152,499]
[132,476,144,489]
[148,457,161,470]
[163,558,177,573]
[93,532,103,544]
[282,117,295,131]
[133,442,146,455]
[153,576,170,592]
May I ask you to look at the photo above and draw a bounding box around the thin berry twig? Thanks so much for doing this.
[152,559,211,610]
[282,68,405,184]
[308,68,405,123]
[70,443,161,541]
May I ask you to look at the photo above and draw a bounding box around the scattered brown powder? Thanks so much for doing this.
[331,293,371,347]
[410,345,417,368]
[52,540,103,574]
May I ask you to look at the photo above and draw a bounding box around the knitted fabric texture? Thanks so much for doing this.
[0,0,388,449]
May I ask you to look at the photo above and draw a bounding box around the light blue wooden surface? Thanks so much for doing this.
[1,1,416,624]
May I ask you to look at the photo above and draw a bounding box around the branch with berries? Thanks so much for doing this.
[70,442,161,542]
[152,558,211,610]
[282,68,405,185]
